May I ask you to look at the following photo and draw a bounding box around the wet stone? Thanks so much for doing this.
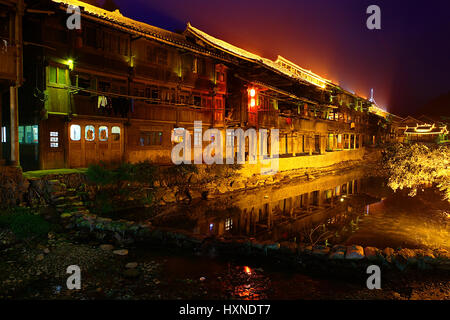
[329,245,346,260]
[383,247,395,263]
[100,244,114,251]
[312,245,330,256]
[345,245,365,260]
[113,249,129,256]
[364,246,380,261]
[125,262,138,269]
[397,248,417,264]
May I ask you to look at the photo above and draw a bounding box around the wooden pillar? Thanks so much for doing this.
[291,134,296,156]
[308,134,313,155]
[320,135,326,154]
[0,92,2,162]
[10,86,19,166]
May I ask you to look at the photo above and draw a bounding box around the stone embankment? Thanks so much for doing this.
[64,211,450,273]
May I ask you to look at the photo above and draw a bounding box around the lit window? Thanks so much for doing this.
[70,125,81,141]
[1,126,6,143]
[99,126,108,141]
[50,131,59,148]
[49,66,67,85]
[85,125,95,141]
[32,125,38,143]
[172,128,185,143]
[25,126,32,144]
[17,125,39,144]
[111,126,120,141]
[18,126,24,143]
[225,218,233,231]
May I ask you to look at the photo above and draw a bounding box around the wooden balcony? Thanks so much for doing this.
[0,44,17,81]
[258,110,279,128]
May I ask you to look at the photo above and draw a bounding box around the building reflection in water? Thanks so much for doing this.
[153,170,382,245]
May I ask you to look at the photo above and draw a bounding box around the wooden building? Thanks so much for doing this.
[0,0,23,167]
[4,0,388,171]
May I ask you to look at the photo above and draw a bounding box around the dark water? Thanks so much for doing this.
[125,168,449,251]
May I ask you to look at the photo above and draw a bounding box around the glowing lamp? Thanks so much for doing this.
[66,59,74,71]
[250,98,256,107]
[249,88,256,97]
[244,266,251,275]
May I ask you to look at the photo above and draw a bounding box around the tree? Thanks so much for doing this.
[383,143,450,202]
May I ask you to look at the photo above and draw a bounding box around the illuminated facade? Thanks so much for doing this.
[1,0,388,171]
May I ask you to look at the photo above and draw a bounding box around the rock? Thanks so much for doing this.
[199,277,206,281]
[162,192,176,203]
[280,241,297,254]
[416,249,435,263]
[397,248,417,264]
[345,245,365,260]
[43,248,50,254]
[217,183,229,194]
[36,254,44,261]
[364,247,380,261]
[113,249,128,256]
[125,262,138,269]
[329,245,346,260]
[383,247,395,263]
[123,269,140,278]
[230,180,246,190]
[312,245,330,256]
[263,241,280,251]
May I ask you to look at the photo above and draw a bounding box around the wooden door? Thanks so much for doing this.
[68,121,124,168]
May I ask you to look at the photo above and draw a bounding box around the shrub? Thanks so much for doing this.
[86,161,158,214]
[0,207,50,239]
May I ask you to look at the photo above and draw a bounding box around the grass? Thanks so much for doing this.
[23,168,88,179]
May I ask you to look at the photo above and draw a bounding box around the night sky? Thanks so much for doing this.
[109,0,450,117]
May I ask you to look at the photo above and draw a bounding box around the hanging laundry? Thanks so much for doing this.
[97,95,108,109]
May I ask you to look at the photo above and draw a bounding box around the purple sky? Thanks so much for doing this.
[112,0,450,116]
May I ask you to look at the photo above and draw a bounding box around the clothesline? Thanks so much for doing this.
[65,85,209,110]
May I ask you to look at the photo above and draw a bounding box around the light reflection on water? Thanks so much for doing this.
[149,169,449,250]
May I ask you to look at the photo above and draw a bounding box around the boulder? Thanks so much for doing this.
[345,245,365,260]
[383,247,395,263]
[125,262,138,269]
[99,244,114,251]
[397,248,417,264]
[364,247,380,261]
[162,191,176,203]
[312,245,330,256]
[113,249,128,256]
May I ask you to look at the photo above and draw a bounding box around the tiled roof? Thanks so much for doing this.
[51,0,211,54]
[185,23,331,89]
[404,124,448,134]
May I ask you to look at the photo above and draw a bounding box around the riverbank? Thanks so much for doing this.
[0,232,448,300]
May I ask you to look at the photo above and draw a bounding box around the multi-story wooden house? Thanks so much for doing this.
[2,0,388,171]
[0,0,23,166]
